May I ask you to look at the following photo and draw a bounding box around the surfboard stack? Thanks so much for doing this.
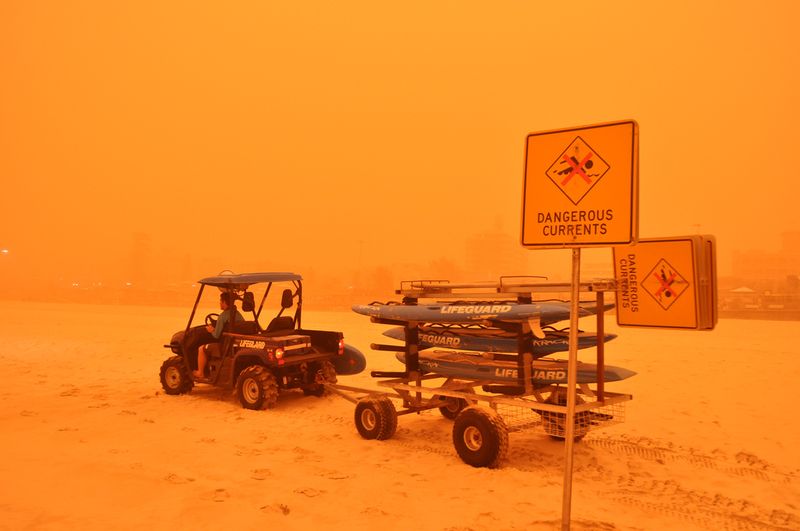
[351,278,637,388]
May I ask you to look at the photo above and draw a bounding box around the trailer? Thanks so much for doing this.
[336,276,633,468]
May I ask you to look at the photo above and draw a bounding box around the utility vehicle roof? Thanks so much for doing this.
[198,272,302,288]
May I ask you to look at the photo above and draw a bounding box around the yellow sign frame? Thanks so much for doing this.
[521,120,639,248]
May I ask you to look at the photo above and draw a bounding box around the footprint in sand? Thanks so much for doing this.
[260,504,290,515]
[211,488,230,503]
[59,388,80,397]
[292,447,321,463]
[235,446,263,457]
[323,472,350,480]
[251,468,272,480]
[20,410,37,417]
[198,488,230,502]
[165,473,195,484]
[294,487,325,498]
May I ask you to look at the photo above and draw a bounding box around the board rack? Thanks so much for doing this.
[329,276,633,468]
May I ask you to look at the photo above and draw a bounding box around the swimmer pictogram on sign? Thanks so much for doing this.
[642,258,690,310]
[545,136,610,205]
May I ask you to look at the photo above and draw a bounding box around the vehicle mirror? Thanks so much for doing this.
[241,291,255,312]
[281,289,293,309]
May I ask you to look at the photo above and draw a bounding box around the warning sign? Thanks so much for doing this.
[613,236,718,330]
[642,259,689,310]
[522,120,638,248]
[545,137,610,205]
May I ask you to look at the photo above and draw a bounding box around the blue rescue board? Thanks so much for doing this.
[382,326,616,354]
[334,344,367,375]
[352,300,613,325]
[395,350,636,385]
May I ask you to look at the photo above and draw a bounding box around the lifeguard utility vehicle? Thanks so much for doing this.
[159,272,365,409]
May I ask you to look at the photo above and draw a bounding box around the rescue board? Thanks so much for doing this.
[352,300,613,325]
[334,344,367,375]
[382,326,617,354]
[395,350,636,385]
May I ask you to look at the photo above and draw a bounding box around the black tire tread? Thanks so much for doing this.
[354,396,398,441]
[159,356,194,395]
[452,406,509,468]
[236,365,278,410]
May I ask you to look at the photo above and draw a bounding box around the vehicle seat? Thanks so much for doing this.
[230,320,260,335]
[265,316,294,333]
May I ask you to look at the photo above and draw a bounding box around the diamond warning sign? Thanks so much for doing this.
[545,137,610,205]
[613,236,718,330]
[642,258,689,310]
[522,120,638,249]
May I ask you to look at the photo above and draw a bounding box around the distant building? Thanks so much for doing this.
[732,231,800,280]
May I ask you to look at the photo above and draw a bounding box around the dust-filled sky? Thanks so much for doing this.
[1,1,798,295]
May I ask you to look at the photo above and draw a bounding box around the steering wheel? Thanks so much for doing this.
[205,313,219,328]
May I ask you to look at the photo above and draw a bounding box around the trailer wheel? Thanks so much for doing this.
[452,406,508,468]
[435,395,469,420]
[540,388,589,441]
[377,396,398,439]
[354,396,397,440]
[236,365,278,410]
[159,356,194,395]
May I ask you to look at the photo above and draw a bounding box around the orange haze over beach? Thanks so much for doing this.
[1,1,799,302]
[1,1,799,530]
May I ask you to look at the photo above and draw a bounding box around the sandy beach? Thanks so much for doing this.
[0,301,797,530]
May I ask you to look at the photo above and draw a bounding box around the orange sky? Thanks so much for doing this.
[1,1,799,296]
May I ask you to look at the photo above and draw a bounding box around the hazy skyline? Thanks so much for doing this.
[2,1,799,297]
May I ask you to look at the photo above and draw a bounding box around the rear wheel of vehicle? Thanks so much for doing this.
[303,360,338,397]
[160,356,194,395]
[452,406,508,468]
[354,396,397,440]
[236,365,278,410]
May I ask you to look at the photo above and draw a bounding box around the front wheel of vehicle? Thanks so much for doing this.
[159,356,194,395]
[236,365,278,410]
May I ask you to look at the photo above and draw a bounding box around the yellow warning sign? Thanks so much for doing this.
[522,120,638,248]
[613,236,717,330]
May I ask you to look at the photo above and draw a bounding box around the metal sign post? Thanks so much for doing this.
[561,247,581,529]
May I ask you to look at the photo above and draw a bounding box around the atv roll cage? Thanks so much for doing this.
[185,272,304,336]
